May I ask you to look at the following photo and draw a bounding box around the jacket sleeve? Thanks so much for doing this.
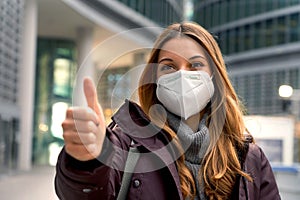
[54,125,131,200]
[245,144,281,200]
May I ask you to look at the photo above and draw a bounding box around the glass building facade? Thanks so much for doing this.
[117,0,183,26]
[193,0,300,117]
[81,0,183,28]
[0,0,24,173]
[195,1,300,55]
[33,39,76,165]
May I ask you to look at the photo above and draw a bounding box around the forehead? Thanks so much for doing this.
[158,37,207,60]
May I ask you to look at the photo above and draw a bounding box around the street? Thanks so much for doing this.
[0,166,58,200]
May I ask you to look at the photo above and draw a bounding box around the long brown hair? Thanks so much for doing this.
[138,22,252,199]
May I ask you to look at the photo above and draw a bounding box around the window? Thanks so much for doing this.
[244,25,252,51]
[97,67,131,112]
[265,19,274,47]
[53,58,73,98]
[229,0,238,22]
[34,39,76,165]
[277,16,286,45]
[265,0,274,12]
[278,0,287,8]
[212,2,220,27]
[228,29,236,54]
[232,28,240,53]
[219,0,228,24]
[245,0,255,16]
[254,0,262,14]
[289,13,299,42]
[289,0,300,6]
[254,22,263,48]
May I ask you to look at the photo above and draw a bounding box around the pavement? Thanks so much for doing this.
[0,165,59,200]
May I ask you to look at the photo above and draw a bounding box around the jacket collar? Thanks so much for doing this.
[112,99,161,142]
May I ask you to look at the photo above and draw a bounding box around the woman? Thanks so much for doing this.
[55,22,280,200]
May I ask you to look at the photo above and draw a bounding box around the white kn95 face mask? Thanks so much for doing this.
[156,70,214,120]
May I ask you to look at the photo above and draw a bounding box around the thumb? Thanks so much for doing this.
[83,77,101,115]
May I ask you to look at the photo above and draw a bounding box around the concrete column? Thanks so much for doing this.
[73,27,95,107]
[18,0,37,171]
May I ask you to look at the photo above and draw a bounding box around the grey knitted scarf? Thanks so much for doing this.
[167,112,210,200]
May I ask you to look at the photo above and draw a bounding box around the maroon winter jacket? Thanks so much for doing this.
[55,100,281,200]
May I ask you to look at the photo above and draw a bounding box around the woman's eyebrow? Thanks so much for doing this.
[158,57,173,63]
[189,55,206,60]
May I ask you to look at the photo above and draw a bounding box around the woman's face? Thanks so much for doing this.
[156,37,212,79]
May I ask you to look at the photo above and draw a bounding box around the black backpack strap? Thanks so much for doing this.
[117,142,140,200]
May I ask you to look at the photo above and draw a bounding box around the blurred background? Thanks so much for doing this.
[0,0,299,199]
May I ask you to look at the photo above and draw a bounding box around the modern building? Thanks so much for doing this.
[0,0,184,173]
[193,0,300,118]
[0,0,23,174]
[193,2,300,198]
[193,0,300,156]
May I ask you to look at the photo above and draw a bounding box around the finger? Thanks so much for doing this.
[64,131,96,145]
[83,77,102,116]
[62,119,97,134]
[66,107,99,125]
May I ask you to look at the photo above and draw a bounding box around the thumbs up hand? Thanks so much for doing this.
[62,77,106,161]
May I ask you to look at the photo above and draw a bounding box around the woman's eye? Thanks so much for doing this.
[160,64,174,71]
[191,62,205,68]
